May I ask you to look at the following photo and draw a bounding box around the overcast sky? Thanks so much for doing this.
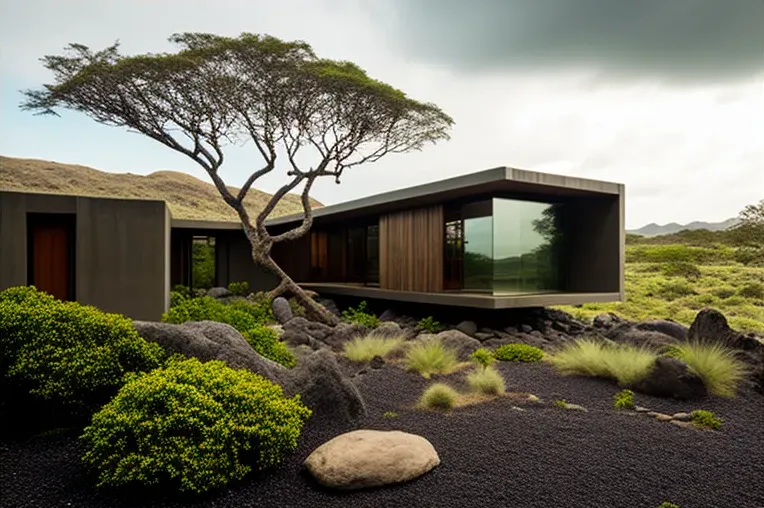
[1,0,762,229]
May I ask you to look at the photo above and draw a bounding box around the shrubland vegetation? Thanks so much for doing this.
[418,383,459,411]
[548,337,747,397]
[558,214,764,332]
[405,338,460,378]
[466,366,506,396]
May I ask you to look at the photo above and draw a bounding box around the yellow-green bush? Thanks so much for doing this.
[0,286,165,413]
[548,338,657,386]
[80,358,311,493]
[241,324,295,368]
[494,343,544,362]
[665,341,747,397]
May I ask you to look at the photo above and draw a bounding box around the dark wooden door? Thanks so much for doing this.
[28,215,74,301]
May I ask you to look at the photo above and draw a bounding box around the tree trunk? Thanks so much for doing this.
[255,252,339,326]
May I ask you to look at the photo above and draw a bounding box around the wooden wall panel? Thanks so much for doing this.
[380,205,443,292]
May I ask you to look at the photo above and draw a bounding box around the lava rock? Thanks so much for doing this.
[456,320,478,336]
[271,297,294,325]
[630,356,708,400]
[206,286,232,299]
[688,308,762,351]
[634,320,689,341]
[324,322,369,351]
[433,329,482,360]
[369,321,404,339]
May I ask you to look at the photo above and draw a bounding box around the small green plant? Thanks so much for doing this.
[494,343,544,362]
[383,411,399,418]
[554,399,568,408]
[418,383,459,411]
[613,389,635,410]
[80,358,312,493]
[661,261,701,280]
[656,280,696,300]
[344,335,405,362]
[738,282,764,299]
[241,324,295,367]
[690,409,722,430]
[163,296,271,333]
[668,341,747,397]
[658,502,680,508]
[405,338,459,378]
[466,366,505,395]
[417,316,443,333]
[227,280,250,296]
[341,301,379,329]
[288,297,306,317]
[470,347,496,370]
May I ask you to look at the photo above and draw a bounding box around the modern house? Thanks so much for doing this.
[0,166,625,321]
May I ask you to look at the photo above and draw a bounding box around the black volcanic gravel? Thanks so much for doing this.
[2,362,764,508]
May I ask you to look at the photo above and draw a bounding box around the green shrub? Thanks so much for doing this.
[418,383,458,411]
[690,409,722,430]
[241,324,295,367]
[659,502,680,508]
[191,241,215,289]
[738,282,764,299]
[405,338,459,378]
[343,335,404,362]
[553,399,568,408]
[494,343,544,362]
[417,316,443,333]
[711,286,737,299]
[341,301,379,329]
[548,338,657,386]
[656,280,696,300]
[163,296,270,333]
[80,358,311,493]
[227,281,250,296]
[668,341,747,397]
[466,366,505,395]
[613,389,635,410]
[171,284,191,299]
[288,297,306,318]
[662,262,701,280]
[0,286,165,414]
[470,347,496,370]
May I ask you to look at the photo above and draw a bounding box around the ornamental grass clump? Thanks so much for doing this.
[80,357,312,493]
[466,366,506,396]
[548,338,657,386]
[418,383,459,411]
[343,335,405,362]
[405,338,459,378]
[665,341,747,397]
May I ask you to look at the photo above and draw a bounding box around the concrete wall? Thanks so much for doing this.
[0,191,170,321]
[565,190,625,296]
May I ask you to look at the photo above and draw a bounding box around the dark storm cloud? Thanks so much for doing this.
[387,0,764,83]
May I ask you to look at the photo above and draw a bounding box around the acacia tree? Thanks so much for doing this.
[21,32,454,324]
[729,199,764,247]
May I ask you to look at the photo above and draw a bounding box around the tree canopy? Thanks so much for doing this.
[21,32,454,322]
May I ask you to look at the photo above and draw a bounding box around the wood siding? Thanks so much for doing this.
[379,205,444,292]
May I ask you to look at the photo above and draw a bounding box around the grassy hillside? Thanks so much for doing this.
[0,156,322,221]
[557,241,764,333]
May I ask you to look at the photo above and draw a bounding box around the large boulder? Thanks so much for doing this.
[134,320,366,423]
[282,349,367,424]
[132,320,285,381]
[593,312,626,330]
[604,324,679,350]
[688,308,762,351]
[368,321,405,339]
[634,320,689,341]
[304,430,440,489]
[271,297,294,325]
[434,329,482,360]
[630,356,707,400]
[282,317,333,343]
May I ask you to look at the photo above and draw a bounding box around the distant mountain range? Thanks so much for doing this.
[627,218,739,237]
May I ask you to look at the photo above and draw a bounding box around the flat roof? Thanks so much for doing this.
[165,165,623,231]
[266,166,624,228]
[299,283,622,309]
